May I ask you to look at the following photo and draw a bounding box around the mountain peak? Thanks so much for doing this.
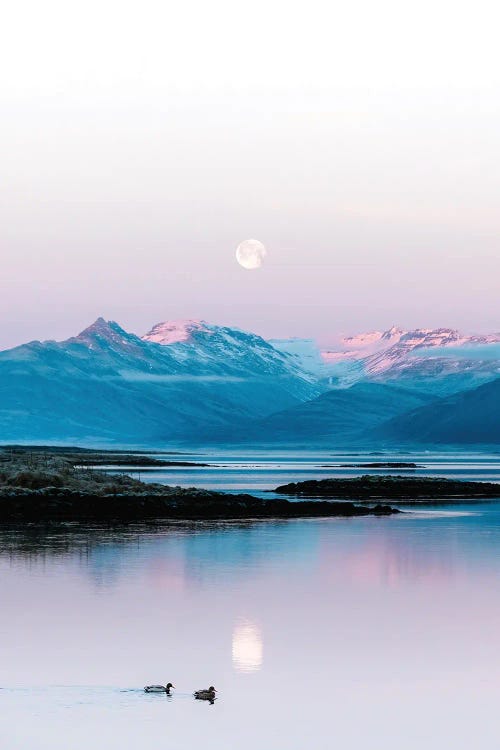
[74,318,134,347]
[78,317,120,336]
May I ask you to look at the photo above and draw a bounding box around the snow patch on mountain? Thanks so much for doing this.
[322,326,405,364]
[142,319,211,345]
[343,326,403,350]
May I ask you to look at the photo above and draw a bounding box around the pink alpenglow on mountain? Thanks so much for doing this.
[322,327,500,374]
[142,320,211,345]
[342,327,404,350]
[322,327,404,363]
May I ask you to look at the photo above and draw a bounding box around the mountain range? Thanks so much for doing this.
[320,326,500,395]
[0,319,498,446]
[0,318,319,444]
[322,326,500,370]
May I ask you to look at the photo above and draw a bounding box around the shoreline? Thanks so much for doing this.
[0,492,398,521]
[2,447,499,521]
[274,475,500,501]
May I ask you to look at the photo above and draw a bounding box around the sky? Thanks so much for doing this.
[1,0,499,350]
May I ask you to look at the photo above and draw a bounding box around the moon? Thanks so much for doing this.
[236,239,267,270]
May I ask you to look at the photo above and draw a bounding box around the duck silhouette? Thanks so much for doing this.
[144,682,175,694]
[194,686,217,703]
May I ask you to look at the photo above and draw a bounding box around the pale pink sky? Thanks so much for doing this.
[1,0,499,350]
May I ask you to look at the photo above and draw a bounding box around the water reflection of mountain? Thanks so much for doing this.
[3,504,500,589]
[318,505,500,585]
[0,520,322,588]
[320,532,455,586]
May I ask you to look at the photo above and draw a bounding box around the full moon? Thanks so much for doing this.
[236,239,267,270]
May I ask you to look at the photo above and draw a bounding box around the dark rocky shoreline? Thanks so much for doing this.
[275,475,500,501]
[0,491,398,521]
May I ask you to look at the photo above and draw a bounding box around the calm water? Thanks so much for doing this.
[2,452,500,749]
[102,449,500,494]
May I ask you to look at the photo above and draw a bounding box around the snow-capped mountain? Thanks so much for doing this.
[0,318,320,444]
[1,317,498,446]
[322,326,500,372]
[141,319,318,381]
[320,326,500,393]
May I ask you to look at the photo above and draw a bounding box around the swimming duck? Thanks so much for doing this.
[144,682,175,694]
[194,686,217,701]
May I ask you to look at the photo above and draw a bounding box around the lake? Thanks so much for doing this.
[101,448,500,493]
[2,451,500,749]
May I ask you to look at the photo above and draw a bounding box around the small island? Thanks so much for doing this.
[274,475,500,501]
[337,462,421,469]
[0,449,397,521]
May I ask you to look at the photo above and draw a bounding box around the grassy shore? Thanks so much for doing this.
[0,445,208,467]
[0,447,398,521]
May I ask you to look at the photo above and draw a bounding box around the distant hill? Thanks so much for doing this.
[218,382,436,445]
[375,378,500,444]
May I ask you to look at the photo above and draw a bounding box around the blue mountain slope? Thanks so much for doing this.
[213,382,437,445]
[374,377,500,444]
[0,319,320,444]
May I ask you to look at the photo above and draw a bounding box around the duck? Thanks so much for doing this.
[144,682,175,694]
[194,686,217,701]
